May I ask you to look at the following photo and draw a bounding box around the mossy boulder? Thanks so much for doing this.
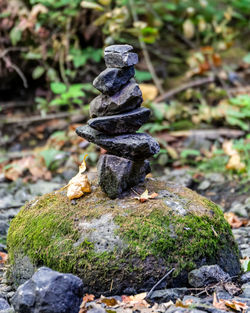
[7,178,240,295]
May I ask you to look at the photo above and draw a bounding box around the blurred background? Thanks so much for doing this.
[0,0,250,246]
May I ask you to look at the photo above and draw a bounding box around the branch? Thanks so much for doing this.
[2,55,28,88]
[155,76,215,103]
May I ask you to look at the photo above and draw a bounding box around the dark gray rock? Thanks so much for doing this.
[11,267,83,313]
[90,79,143,117]
[0,298,10,310]
[240,283,250,298]
[97,154,150,198]
[104,44,138,68]
[0,221,9,236]
[88,107,150,135]
[148,287,189,303]
[241,272,250,284]
[166,308,207,313]
[76,125,160,160]
[188,265,230,288]
[93,67,135,95]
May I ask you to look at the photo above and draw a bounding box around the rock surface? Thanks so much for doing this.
[88,107,150,135]
[93,67,135,95]
[89,79,143,117]
[0,297,10,310]
[76,125,160,160]
[97,154,150,198]
[11,267,83,313]
[7,179,240,296]
[104,45,138,68]
[188,265,230,288]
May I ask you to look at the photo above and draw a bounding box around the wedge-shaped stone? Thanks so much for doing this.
[76,125,160,160]
[93,66,135,95]
[90,79,143,117]
[104,45,138,68]
[97,154,150,198]
[88,107,150,135]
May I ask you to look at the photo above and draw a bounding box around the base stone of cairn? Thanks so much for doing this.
[76,44,160,198]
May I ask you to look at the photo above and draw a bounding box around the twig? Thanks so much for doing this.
[167,128,245,139]
[155,76,215,103]
[2,56,28,88]
[0,110,84,125]
[146,268,175,299]
[0,101,33,110]
[128,0,164,95]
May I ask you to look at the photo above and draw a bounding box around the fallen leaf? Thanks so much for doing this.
[135,189,158,203]
[225,300,248,312]
[66,154,91,200]
[224,212,244,228]
[175,298,193,308]
[79,294,95,313]
[212,293,228,311]
[223,141,246,171]
[101,298,118,306]
[0,252,8,264]
[224,282,241,296]
[139,84,158,101]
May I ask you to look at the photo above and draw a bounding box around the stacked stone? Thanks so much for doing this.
[76,44,160,198]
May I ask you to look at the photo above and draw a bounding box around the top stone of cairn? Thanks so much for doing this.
[104,44,138,68]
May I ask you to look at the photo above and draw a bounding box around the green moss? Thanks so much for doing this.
[7,179,240,294]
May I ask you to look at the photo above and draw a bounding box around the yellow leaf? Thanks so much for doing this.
[66,154,91,200]
[183,19,195,39]
[81,1,104,11]
[135,189,158,203]
[139,84,158,102]
[98,0,111,6]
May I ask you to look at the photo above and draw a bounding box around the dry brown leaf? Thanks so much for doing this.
[224,282,241,296]
[4,156,51,181]
[0,252,8,264]
[135,189,158,203]
[224,212,244,229]
[79,294,95,313]
[213,293,228,311]
[225,300,248,312]
[175,298,193,308]
[139,84,158,101]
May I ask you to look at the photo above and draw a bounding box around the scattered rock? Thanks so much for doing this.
[11,267,83,313]
[104,44,138,68]
[88,107,150,135]
[76,125,160,160]
[97,154,150,198]
[148,287,189,303]
[93,67,135,95]
[0,298,10,310]
[0,222,9,236]
[198,180,211,191]
[241,272,250,284]
[229,201,248,218]
[188,265,231,288]
[240,283,250,299]
[90,79,142,118]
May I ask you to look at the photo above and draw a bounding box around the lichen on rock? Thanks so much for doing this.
[7,178,240,295]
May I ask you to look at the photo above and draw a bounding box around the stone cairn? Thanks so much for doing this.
[76,44,160,198]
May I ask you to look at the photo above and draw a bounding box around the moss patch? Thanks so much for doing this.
[7,179,240,295]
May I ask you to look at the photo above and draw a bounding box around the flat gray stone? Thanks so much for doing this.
[104,44,133,54]
[97,154,150,198]
[105,52,138,68]
[76,125,160,160]
[90,79,143,117]
[88,107,150,135]
[188,265,230,288]
[93,67,135,95]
